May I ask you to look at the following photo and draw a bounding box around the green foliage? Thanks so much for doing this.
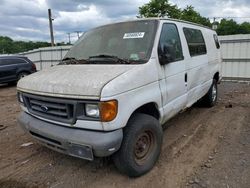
[138,0,181,18]
[0,36,51,54]
[216,19,250,35]
[0,36,13,54]
[216,19,239,35]
[138,0,211,27]
[239,22,250,34]
[138,0,250,35]
[180,6,211,27]
[0,36,68,54]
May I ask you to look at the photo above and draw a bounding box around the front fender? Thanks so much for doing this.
[101,81,163,131]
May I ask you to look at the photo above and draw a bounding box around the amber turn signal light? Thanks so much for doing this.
[100,100,118,122]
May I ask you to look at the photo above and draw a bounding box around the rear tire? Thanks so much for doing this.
[201,79,218,107]
[113,113,163,177]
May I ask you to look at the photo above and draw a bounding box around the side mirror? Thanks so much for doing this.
[158,43,176,65]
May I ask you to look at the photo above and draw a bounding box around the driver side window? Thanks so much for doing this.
[158,23,183,63]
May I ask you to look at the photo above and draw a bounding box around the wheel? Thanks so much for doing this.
[201,79,218,107]
[113,113,163,177]
[18,72,29,80]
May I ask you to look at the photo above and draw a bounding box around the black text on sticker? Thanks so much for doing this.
[123,32,145,39]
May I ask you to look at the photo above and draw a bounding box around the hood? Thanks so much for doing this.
[101,59,159,98]
[17,65,134,99]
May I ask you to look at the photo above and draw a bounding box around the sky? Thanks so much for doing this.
[0,0,250,43]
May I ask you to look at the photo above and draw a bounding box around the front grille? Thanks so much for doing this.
[23,93,76,124]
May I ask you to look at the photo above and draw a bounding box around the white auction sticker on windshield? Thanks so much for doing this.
[123,32,145,39]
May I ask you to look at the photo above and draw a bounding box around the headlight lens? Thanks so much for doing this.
[84,100,118,122]
[85,104,100,118]
[18,93,24,103]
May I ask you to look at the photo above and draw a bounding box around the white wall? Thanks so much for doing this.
[19,34,250,79]
[20,46,71,70]
[219,34,250,79]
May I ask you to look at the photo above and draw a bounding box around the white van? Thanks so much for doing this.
[17,18,221,177]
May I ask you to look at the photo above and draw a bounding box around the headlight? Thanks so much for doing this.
[85,104,100,118]
[18,93,24,103]
[84,100,118,122]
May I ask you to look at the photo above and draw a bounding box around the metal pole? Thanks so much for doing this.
[39,50,42,70]
[75,31,81,39]
[48,9,55,46]
[212,17,217,30]
[60,47,63,61]
[67,33,71,44]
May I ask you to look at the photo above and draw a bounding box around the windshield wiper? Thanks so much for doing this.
[88,54,130,64]
[60,57,88,65]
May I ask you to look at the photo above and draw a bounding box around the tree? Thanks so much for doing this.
[0,36,69,54]
[180,6,211,27]
[0,36,13,54]
[238,22,250,34]
[138,0,211,27]
[138,0,181,19]
[216,19,239,35]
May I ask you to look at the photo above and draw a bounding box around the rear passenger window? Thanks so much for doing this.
[0,59,10,66]
[0,60,4,66]
[0,58,26,65]
[213,34,220,49]
[183,28,207,56]
[158,23,183,62]
[13,59,27,64]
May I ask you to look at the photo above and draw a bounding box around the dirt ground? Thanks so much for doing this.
[0,82,249,188]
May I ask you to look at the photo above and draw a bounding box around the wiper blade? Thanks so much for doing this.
[89,54,130,64]
[60,57,88,65]
[61,57,79,64]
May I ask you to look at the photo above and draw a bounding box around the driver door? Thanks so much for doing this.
[158,23,188,122]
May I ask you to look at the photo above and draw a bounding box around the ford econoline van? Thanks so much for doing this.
[17,18,221,177]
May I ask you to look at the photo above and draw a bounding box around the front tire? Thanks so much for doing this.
[113,113,163,177]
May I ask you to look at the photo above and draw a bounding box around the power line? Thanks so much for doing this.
[66,31,84,43]
[209,16,250,20]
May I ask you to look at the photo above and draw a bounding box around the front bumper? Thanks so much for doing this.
[18,112,123,160]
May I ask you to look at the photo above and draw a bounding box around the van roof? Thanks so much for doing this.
[101,18,214,32]
[159,18,213,31]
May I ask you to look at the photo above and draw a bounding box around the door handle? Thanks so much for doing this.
[185,73,187,82]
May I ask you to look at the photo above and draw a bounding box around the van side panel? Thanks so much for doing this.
[205,30,222,81]
[156,21,221,120]
[179,24,220,107]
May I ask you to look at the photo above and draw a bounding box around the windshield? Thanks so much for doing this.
[63,20,158,64]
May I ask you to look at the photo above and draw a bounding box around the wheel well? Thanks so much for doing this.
[133,103,160,120]
[213,72,219,82]
[17,71,30,76]
[17,70,30,74]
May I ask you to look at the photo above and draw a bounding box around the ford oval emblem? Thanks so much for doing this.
[41,105,49,112]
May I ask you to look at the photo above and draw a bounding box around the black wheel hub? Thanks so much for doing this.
[134,130,155,165]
